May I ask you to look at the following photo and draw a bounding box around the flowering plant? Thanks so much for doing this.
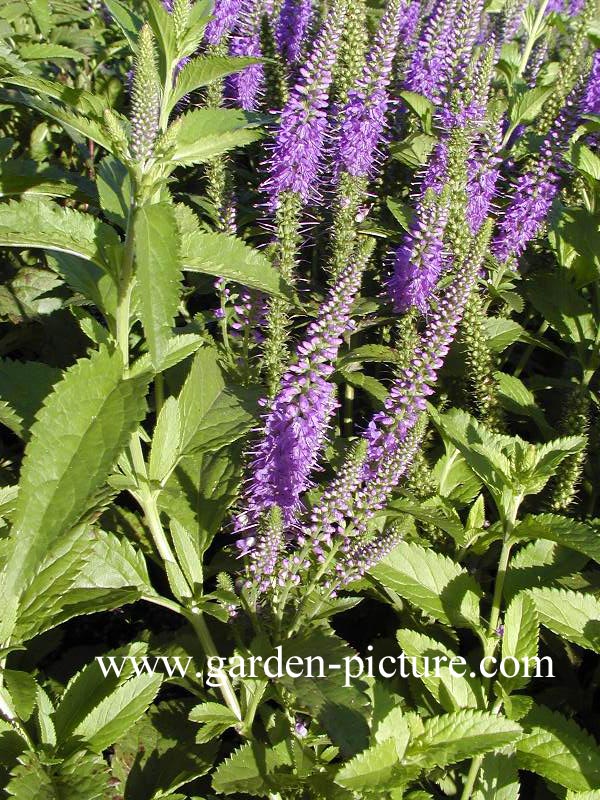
[0,0,599,797]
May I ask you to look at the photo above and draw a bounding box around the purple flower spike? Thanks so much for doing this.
[387,190,449,313]
[234,255,364,538]
[275,0,313,63]
[227,2,264,111]
[492,88,583,263]
[205,0,245,45]
[262,1,346,209]
[583,51,600,116]
[336,0,405,178]
[404,0,460,104]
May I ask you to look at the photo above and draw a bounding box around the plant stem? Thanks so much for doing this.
[189,610,243,721]
[517,0,550,78]
[116,198,137,367]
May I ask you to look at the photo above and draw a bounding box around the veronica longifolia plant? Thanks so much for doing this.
[0,1,598,799]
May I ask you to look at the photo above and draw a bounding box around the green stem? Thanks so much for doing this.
[189,611,242,722]
[517,0,550,78]
[459,700,503,800]
[513,320,548,379]
[116,205,137,367]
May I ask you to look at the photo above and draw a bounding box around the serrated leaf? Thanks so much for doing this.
[525,272,596,347]
[135,202,183,370]
[397,629,484,711]
[509,86,554,126]
[335,738,401,792]
[512,514,600,565]
[53,642,150,742]
[1,347,148,644]
[130,333,204,378]
[189,701,238,743]
[567,140,600,181]
[501,593,539,693]
[20,43,85,61]
[494,372,553,436]
[111,699,216,797]
[405,710,522,769]
[169,55,260,111]
[168,108,262,166]
[2,670,37,722]
[0,198,118,275]
[517,705,600,791]
[149,396,181,483]
[96,156,131,228]
[211,741,293,796]
[177,346,258,456]
[0,359,61,439]
[473,753,520,800]
[103,0,143,48]
[370,541,482,629]
[6,750,110,800]
[528,588,600,652]
[25,0,51,36]
[70,672,162,754]
[180,226,293,300]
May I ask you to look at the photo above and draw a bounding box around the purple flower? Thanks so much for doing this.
[310,231,488,549]
[227,3,264,111]
[205,0,244,45]
[275,0,313,63]
[262,1,346,209]
[467,122,502,233]
[404,0,459,104]
[234,255,364,541]
[496,0,527,45]
[492,89,582,263]
[451,0,485,86]
[387,190,449,313]
[336,0,405,178]
[583,51,600,115]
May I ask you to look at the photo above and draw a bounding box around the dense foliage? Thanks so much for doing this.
[0,0,599,797]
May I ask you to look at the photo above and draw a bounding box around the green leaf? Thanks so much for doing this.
[96,156,131,228]
[472,753,520,800]
[177,346,258,456]
[405,710,522,769]
[335,738,403,793]
[0,160,96,203]
[0,359,61,439]
[211,741,293,796]
[189,702,238,744]
[396,629,484,711]
[111,699,216,798]
[2,670,37,722]
[509,86,554,126]
[169,55,260,111]
[25,0,51,36]
[103,0,143,48]
[567,140,600,181]
[1,76,107,118]
[370,541,482,629]
[19,43,85,61]
[130,333,204,378]
[180,226,293,300]
[6,750,110,800]
[525,272,596,347]
[517,705,600,792]
[149,396,181,483]
[168,108,262,166]
[0,198,118,274]
[53,642,150,742]
[512,513,600,565]
[69,672,162,754]
[500,592,539,693]
[399,90,435,131]
[494,372,553,436]
[528,588,600,652]
[134,202,183,370]
[1,347,148,643]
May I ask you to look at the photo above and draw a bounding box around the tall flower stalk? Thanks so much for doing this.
[262,0,347,392]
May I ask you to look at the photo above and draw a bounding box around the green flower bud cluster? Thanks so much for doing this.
[461,290,503,431]
[260,14,289,110]
[333,0,368,106]
[130,24,161,165]
[549,387,591,511]
[264,192,303,395]
[329,172,368,281]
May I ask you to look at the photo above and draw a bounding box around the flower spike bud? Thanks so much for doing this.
[103,109,130,160]
[333,0,368,106]
[130,24,161,165]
